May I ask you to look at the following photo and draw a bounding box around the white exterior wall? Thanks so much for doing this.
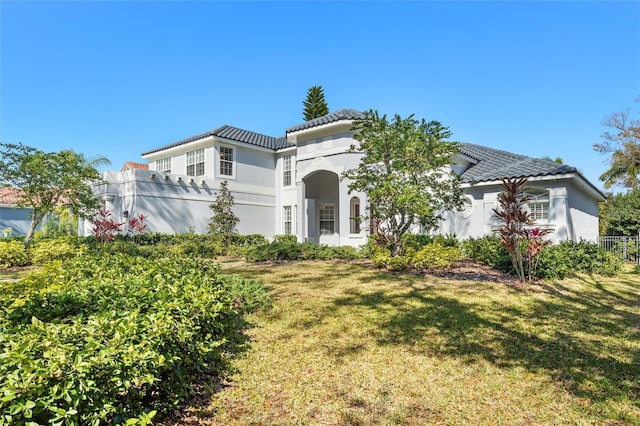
[94,138,278,237]
[293,130,369,247]
[436,178,602,244]
[0,206,34,236]
[567,180,600,242]
[275,149,298,236]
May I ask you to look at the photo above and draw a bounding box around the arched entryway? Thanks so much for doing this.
[302,170,339,245]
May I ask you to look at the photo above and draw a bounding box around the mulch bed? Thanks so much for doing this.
[427,258,528,287]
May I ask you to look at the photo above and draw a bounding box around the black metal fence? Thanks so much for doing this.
[599,236,640,264]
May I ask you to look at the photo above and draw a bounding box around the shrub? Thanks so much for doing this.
[386,255,409,271]
[536,240,622,279]
[535,245,573,280]
[245,241,300,262]
[432,233,460,248]
[273,234,298,244]
[219,274,272,313]
[0,240,30,268]
[411,242,462,270]
[29,238,84,265]
[232,234,268,247]
[245,240,362,263]
[400,233,434,252]
[370,246,391,268]
[462,236,513,273]
[0,254,270,424]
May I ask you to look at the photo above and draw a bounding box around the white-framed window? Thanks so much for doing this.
[319,204,335,235]
[525,189,549,221]
[186,149,205,177]
[219,146,234,177]
[283,156,292,186]
[283,206,292,235]
[156,157,171,173]
[350,197,361,234]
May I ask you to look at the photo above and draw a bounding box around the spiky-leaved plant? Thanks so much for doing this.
[493,178,550,282]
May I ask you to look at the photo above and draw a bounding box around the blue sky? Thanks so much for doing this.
[1,1,639,191]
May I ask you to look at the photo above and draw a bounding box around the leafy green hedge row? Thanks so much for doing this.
[0,234,271,268]
[462,236,622,279]
[245,239,363,262]
[0,254,270,425]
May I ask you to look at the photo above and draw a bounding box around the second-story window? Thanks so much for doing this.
[283,156,292,186]
[156,157,171,173]
[186,149,205,176]
[220,146,234,177]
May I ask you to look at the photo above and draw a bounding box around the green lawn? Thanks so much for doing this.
[0,267,34,282]
[164,260,640,425]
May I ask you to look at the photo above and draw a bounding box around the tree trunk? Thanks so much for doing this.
[23,214,43,249]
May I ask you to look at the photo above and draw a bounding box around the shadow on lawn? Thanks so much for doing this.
[226,261,640,412]
[331,277,640,409]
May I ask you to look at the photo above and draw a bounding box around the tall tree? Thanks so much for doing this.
[0,142,109,248]
[342,110,464,256]
[302,85,330,121]
[594,97,640,189]
[209,180,239,252]
[599,188,640,236]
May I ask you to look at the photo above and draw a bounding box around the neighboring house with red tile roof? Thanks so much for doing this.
[92,109,605,244]
[0,188,22,206]
[121,162,149,172]
[0,188,33,236]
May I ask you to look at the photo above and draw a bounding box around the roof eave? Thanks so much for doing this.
[286,120,355,144]
[462,172,607,201]
[142,135,215,161]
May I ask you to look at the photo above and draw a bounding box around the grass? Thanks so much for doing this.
[163,260,640,425]
[0,266,34,281]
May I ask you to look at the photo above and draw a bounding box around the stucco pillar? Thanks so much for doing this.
[550,188,571,242]
[296,181,306,243]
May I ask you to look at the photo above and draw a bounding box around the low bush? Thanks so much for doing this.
[29,237,84,265]
[272,234,298,245]
[463,236,622,280]
[219,274,272,313]
[412,242,462,270]
[245,240,363,263]
[386,255,410,271]
[370,245,391,268]
[536,240,622,279]
[231,234,268,247]
[0,253,270,425]
[462,236,513,273]
[245,241,301,262]
[400,233,434,252]
[0,240,30,268]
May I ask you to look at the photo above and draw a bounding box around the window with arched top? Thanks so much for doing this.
[524,188,549,221]
[350,197,361,234]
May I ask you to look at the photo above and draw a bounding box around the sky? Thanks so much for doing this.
[1,1,639,192]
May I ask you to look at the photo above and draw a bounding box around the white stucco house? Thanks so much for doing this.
[91,109,605,245]
[0,188,33,236]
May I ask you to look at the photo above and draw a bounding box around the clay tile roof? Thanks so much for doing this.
[458,143,577,183]
[0,188,23,205]
[121,162,149,172]
[141,125,292,156]
[286,109,365,133]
